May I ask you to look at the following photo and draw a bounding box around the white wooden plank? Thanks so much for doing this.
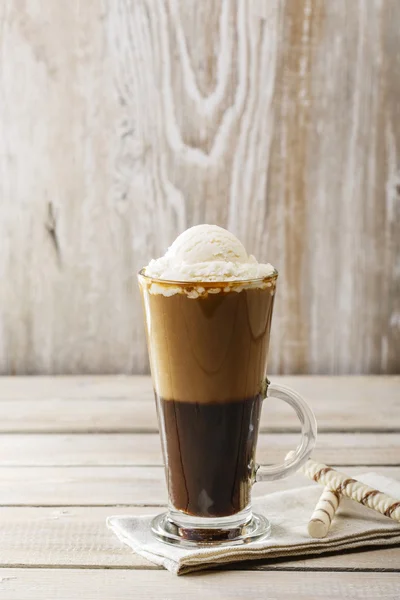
[0,376,154,401]
[0,1,399,376]
[0,507,157,569]
[0,376,398,433]
[0,466,398,507]
[0,506,399,571]
[0,466,169,506]
[0,433,398,466]
[0,569,399,599]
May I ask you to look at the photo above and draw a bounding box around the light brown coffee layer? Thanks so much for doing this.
[140,283,276,404]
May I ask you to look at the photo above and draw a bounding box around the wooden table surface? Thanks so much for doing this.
[0,375,399,599]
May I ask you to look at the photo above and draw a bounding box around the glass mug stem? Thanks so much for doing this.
[254,380,317,483]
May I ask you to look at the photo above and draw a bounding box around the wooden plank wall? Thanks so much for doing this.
[0,0,399,375]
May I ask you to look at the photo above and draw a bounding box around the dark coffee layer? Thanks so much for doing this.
[156,394,263,517]
[142,287,275,403]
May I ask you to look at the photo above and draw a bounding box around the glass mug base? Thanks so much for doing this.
[150,506,271,548]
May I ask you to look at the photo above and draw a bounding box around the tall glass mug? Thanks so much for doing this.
[138,270,317,547]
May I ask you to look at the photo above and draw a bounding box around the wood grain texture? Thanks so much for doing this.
[0,1,399,375]
[0,377,398,591]
[1,569,399,599]
[0,465,398,507]
[1,506,399,572]
[1,432,398,466]
[0,375,398,433]
[1,506,399,571]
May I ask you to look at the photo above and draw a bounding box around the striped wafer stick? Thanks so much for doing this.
[299,459,400,523]
[308,486,341,538]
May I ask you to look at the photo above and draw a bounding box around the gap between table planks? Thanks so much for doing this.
[0,432,399,466]
[0,376,398,433]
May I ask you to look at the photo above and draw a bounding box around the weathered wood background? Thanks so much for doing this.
[0,0,399,375]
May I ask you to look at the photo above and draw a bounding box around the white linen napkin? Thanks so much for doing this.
[107,473,400,575]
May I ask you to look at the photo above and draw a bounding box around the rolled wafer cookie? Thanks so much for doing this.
[308,486,340,538]
[299,459,400,523]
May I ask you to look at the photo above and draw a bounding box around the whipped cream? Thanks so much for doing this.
[144,224,275,283]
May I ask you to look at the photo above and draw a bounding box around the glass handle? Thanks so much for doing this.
[254,380,317,482]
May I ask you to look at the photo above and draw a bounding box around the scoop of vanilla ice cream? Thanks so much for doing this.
[165,224,249,264]
[144,224,275,282]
